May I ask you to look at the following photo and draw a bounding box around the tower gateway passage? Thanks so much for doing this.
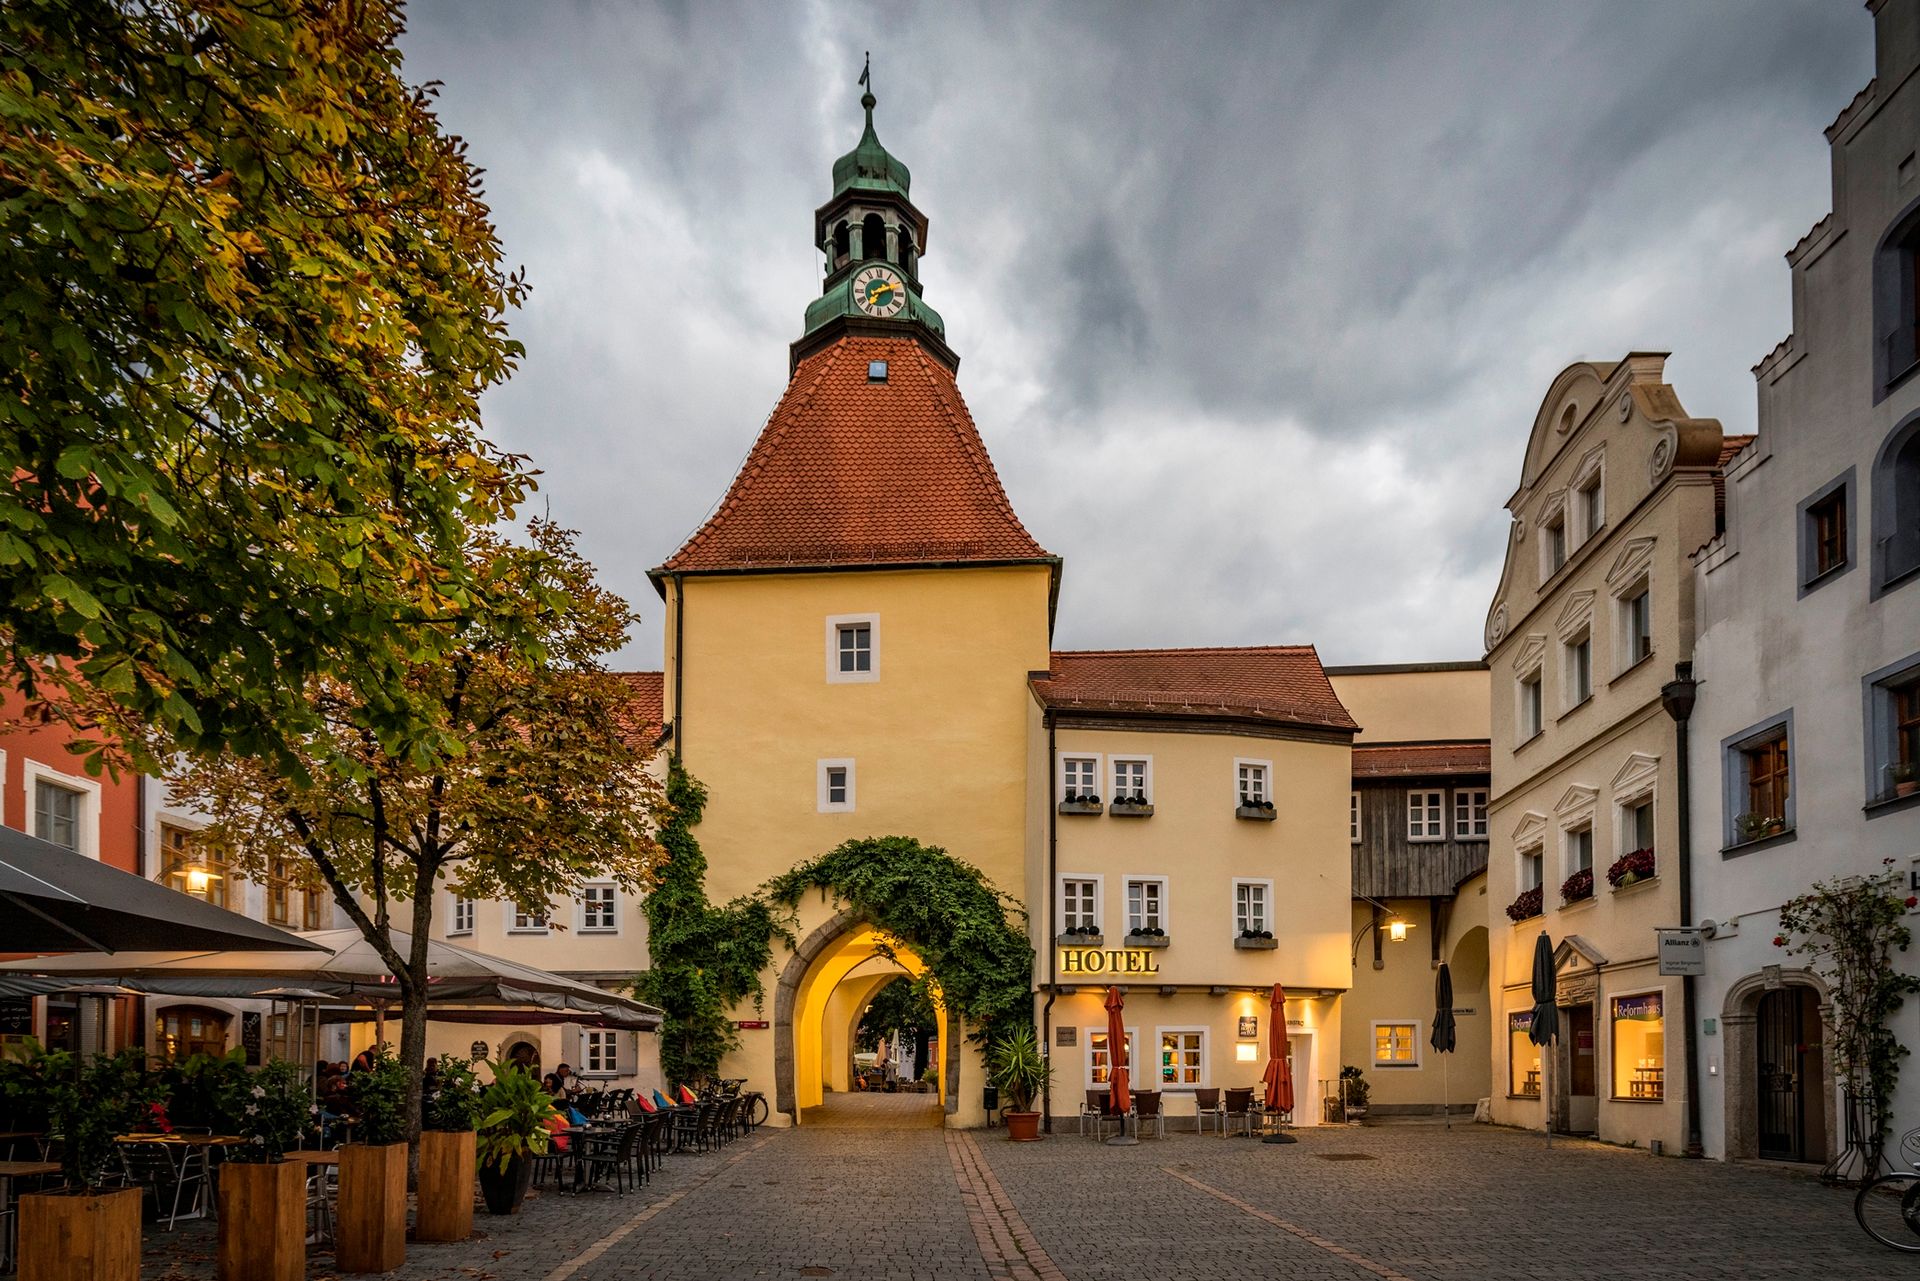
[649,73,1059,1130]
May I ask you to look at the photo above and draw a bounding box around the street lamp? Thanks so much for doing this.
[1352,898,1415,968]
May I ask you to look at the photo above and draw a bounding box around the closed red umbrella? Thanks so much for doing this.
[1103,985,1130,1115]
[1261,983,1293,1115]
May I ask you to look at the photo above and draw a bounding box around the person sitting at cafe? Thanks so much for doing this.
[542,1071,563,1097]
[554,1062,580,1097]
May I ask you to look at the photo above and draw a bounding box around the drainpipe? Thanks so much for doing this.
[1041,711,1058,1134]
[1661,661,1704,1158]
[670,574,686,763]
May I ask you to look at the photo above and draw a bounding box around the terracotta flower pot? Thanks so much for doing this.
[1005,1110,1042,1141]
[415,1130,476,1243]
[218,1160,306,1281]
[18,1187,141,1281]
[337,1141,408,1274]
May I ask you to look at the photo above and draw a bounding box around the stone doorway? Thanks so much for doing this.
[1722,969,1832,1163]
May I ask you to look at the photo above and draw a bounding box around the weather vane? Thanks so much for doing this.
[859,52,871,96]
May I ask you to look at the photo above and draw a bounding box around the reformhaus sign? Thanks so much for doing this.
[1058,947,1161,976]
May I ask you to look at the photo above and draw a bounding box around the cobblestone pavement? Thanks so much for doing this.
[137,1117,1902,1281]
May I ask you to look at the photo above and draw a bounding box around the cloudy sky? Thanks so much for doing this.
[399,0,1870,670]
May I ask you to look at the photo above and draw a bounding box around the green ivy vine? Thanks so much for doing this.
[1774,860,1920,1155]
[767,835,1035,1046]
[633,764,788,1086]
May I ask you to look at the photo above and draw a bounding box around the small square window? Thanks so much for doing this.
[1060,756,1098,802]
[825,614,879,683]
[867,360,888,382]
[838,624,871,673]
[1453,789,1489,840]
[1111,758,1150,805]
[818,759,856,812]
[1798,471,1854,593]
[1236,761,1268,805]
[580,884,618,933]
[583,1030,620,1075]
[510,905,549,934]
[1373,1022,1419,1067]
[1407,789,1445,841]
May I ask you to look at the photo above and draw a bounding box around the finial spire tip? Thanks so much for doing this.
[858,51,875,116]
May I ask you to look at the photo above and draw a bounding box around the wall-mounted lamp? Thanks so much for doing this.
[1388,919,1410,944]
[1352,899,1414,969]
[185,865,223,896]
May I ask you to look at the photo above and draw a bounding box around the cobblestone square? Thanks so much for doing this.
[138,1104,1904,1281]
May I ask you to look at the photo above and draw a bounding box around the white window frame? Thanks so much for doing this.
[1540,507,1568,581]
[1564,823,1594,877]
[1371,1020,1422,1069]
[1110,756,1152,804]
[1059,874,1103,934]
[1518,844,1544,893]
[1452,789,1489,841]
[1564,628,1593,707]
[1575,467,1605,543]
[448,895,475,937]
[1059,753,1101,801]
[21,759,102,860]
[1154,1025,1208,1090]
[1350,792,1362,844]
[824,613,880,684]
[1233,758,1272,806]
[581,1029,621,1077]
[506,903,550,935]
[1618,581,1653,671]
[1517,668,1544,741]
[1232,878,1272,936]
[1406,789,1445,842]
[1123,876,1167,935]
[1085,1026,1139,1089]
[578,883,620,934]
[817,758,856,813]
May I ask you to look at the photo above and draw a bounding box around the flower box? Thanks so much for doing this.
[1735,812,1790,844]
[1057,796,1103,815]
[19,1188,141,1281]
[1234,935,1277,950]
[1506,886,1544,923]
[1123,933,1171,948]
[1235,804,1277,822]
[1607,847,1657,889]
[1110,799,1154,818]
[1056,931,1103,947]
[1560,868,1595,906]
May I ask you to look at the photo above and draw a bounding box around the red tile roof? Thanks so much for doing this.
[655,336,1051,574]
[609,671,664,747]
[1352,742,1491,778]
[1032,646,1358,732]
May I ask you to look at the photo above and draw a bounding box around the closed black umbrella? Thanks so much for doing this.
[1431,962,1456,1129]
[0,824,323,953]
[1527,931,1558,1146]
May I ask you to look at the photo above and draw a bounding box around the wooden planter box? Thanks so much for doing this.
[337,1141,408,1274]
[218,1160,306,1281]
[19,1187,141,1281]
[415,1129,476,1243]
[1109,801,1154,818]
[1234,805,1277,821]
[1234,936,1278,950]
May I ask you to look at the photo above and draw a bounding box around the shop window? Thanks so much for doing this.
[449,895,475,936]
[1373,1022,1419,1068]
[1453,789,1489,840]
[1611,992,1665,1100]
[1087,1028,1137,1087]
[1797,471,1853,593]
[1158,1028,1205,1088]
[1124,878,1164,935]
[1723,713,1793,845]
[1060,755,1099,802]
[1233,880,1270,935]
[160,824,227,908]
[1406,789,1445,841]
[1060,877,1099,933]
[579,884,618,933]
[1865,655,1920,803]
[583,1030,620,1076]
[1509,1012,1541,1097]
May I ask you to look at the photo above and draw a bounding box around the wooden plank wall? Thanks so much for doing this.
[1350,776,1490,898]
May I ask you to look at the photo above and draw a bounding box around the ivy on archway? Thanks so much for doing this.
[766,836,1034,1045]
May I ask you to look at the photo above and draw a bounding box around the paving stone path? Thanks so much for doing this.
[138,1112,1907,1280]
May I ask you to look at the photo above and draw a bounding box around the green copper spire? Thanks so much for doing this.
[831,55,911,198]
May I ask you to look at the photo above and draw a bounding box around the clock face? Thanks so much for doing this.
[853,265,907,319]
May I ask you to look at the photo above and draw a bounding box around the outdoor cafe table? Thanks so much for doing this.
[0,1160,61,1273]
[555,1126,619,1192]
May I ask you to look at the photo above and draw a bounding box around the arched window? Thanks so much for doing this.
[862,213,886,262]
[1875,412,1920,594]
[1873,195,1920,396]
[832,221,851,270]
[900,228,917,281]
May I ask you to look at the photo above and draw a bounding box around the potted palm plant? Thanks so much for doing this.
[337,1046,410,1274]
[475,1062,553,1215]
[10,1040,158,1281]
[214,1058,311,1281]
[417,1055,483,1243]
[987,1025,1049,1142]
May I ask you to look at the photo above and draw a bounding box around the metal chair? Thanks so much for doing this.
[577,1124,641,1195]
[1222,1087,1255,1138]
[1132,1090,1165,1139]
[1191,1087,1222,1135]
[118,1142,208,1229]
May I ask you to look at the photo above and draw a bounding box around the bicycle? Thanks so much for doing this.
[1855,1128,1920,1252]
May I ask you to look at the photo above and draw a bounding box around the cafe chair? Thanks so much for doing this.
[118,1141,208,1230]
[1132,1090,1165,1139]
[1222,1087,1255,1138]
[1191,1087,1221,1135]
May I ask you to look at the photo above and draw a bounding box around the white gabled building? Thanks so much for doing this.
[1690,0,1920,1166]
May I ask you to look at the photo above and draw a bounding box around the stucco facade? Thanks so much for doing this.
[1483,354,1729,1151]
[1689,0,1920,1166]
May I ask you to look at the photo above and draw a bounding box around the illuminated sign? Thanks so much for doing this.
[1057,947,1161,976]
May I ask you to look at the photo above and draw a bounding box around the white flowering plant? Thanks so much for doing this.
[215,1059,310,1163]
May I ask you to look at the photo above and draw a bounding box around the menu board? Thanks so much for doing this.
[241,1011,263,1066]
[0,997,32,1038]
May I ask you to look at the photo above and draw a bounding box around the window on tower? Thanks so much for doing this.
[862,213,887,262]
[832,220,850,270]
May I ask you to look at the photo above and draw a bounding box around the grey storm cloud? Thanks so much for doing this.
[397,0,1869,668]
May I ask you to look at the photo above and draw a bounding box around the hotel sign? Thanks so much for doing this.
[1058,947,1161,976]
